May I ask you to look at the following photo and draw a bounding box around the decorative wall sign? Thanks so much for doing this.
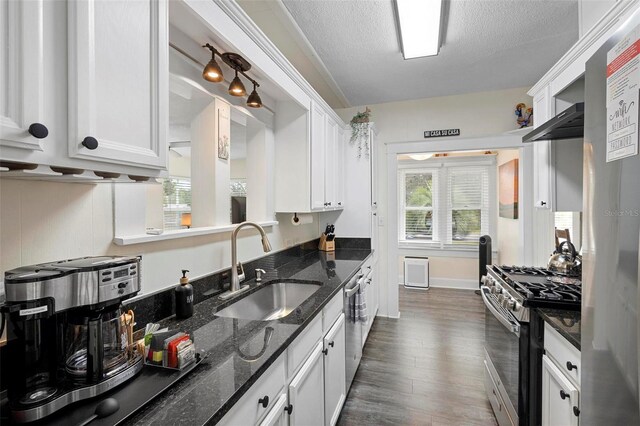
[218,107,230,160]
[423,129,460,138]
[606,23,640,162]
[499,159,519,219]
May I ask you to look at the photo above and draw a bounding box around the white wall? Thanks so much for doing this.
[0,179,319,296]
[335,87,532,312]
[496,149,521,266]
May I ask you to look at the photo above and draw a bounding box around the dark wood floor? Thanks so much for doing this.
[337,286,497,426]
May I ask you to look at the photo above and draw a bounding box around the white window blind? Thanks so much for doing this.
[398,158,495,249]
[400,170,439,241]
[446,167,489,246]
[163,177,192,230]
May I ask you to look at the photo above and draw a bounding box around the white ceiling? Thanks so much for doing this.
[242,0,579,107]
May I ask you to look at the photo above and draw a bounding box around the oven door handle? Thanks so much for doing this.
[480,286,520,336]
[344,282,361,298]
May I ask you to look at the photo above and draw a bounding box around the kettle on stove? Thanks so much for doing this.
[548,241,582,276]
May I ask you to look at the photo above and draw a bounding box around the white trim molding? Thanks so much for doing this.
[528,0,640,97]
[398,277,477,291]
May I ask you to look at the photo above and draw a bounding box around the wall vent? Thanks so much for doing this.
[404,256,429,290]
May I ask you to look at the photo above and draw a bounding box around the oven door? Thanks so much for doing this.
[481,286,521,426]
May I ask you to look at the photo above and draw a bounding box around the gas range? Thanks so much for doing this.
[482,264,581,323]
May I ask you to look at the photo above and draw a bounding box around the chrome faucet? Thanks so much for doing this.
[219,222,272,300]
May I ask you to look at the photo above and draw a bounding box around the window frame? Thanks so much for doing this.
[398,156,497,250]
[398,168,439,243]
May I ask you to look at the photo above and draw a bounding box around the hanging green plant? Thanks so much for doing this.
[350,107,371,158]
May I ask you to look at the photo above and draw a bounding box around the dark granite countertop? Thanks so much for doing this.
[537,308,581,350]
[124,248,372,425]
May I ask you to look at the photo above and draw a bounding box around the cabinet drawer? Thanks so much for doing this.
[544,323,580,386]
[219,355,286,426]
[322,291,343,334]
[287,314,322,378]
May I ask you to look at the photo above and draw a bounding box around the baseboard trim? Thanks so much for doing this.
[398,277,478,291]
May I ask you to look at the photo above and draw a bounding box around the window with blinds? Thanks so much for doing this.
[400,170,439,241]
[447,167,490,246]
[163,177,192,230]
[398,159,495,248]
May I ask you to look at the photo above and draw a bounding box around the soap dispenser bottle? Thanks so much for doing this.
[175,269,194,319]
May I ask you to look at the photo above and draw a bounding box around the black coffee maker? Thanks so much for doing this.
[2,256,143,423]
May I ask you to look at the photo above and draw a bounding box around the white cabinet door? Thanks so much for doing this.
[323,313,346,426]
[310,103,326,210]
[532,87,553,209]
[67,0,168,170]
[325,116,337,208]
[289,341,325,426]
[542,355,579,426]
[336,126,346,208]
[0,0,46,151]
[259,393,289,426]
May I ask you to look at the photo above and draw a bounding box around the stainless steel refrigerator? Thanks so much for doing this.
[582,7,640,424]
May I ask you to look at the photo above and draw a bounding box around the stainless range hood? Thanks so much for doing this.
[522,102,584,142]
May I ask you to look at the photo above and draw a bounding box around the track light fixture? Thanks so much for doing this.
[201,43,262,108]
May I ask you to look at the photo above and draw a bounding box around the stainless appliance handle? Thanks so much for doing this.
[344,283,361,298]
[480,286,520,336]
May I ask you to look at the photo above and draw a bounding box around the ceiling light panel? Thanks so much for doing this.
[396,0,442,59]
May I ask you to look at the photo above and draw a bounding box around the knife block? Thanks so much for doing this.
[319,234,335,252]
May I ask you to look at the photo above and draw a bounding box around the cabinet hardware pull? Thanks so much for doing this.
[573,406,580,417]
[284,404,293,415]
[329,341,334,347]
[540,201,547,206]
[28,123,48,139]
[258,395,269,408]
[324,202,328,206]
[559,390,569,400]
[82,136,99,150]
[322,348,329,355]
[338,202,342,205]
[566,361,577,371]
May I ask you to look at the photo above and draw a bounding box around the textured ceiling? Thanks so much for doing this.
[278,0,579,106]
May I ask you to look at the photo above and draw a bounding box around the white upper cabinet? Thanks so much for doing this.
[311,102,327,210]
[324,115,337,208]
[532,86,554,209]
[276,99,346,213]
[0,0,46,151]
[67,0,168,170]
[336,126,346,208]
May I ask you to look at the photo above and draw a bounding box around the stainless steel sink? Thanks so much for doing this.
[215,282,322,321]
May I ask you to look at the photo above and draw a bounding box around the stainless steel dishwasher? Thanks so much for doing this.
[344,269,364,392]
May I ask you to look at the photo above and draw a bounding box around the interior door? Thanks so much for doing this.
[288,342,325,426]
[324,314,346,426]
[67,0,168,169]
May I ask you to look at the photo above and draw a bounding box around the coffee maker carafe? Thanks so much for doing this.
[2,256,143,423]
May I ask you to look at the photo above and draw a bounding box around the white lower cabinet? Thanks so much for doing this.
[542,324,581,426]
[219,291,349,426]
[259,393,289,426]
[219,355,286,426]
[542,355,579,426]
[323,313,346,426]
[288,342,325,426]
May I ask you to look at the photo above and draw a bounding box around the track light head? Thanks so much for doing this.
[246,83,262,108]
[228,70,246,96]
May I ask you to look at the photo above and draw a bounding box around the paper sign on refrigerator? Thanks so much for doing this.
[606,24,640,162]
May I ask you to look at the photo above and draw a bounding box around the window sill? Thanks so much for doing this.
[398,242,498,258]
[113,221,279,246]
